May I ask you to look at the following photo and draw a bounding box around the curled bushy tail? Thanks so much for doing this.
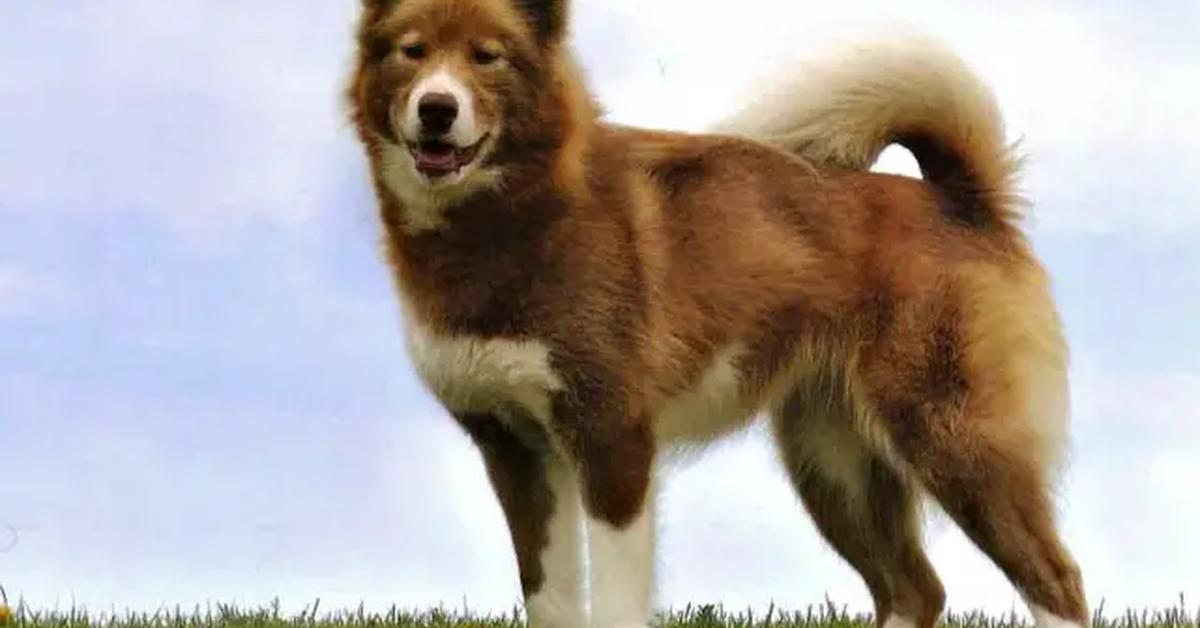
[713,35,1024,227]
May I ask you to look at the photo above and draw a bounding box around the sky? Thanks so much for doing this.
[2,0,1199,618]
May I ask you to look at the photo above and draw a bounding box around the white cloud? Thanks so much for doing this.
[1071,364,1200,439]
[0,264,67,317]
[656,426,874,611]
[0,1,363,237]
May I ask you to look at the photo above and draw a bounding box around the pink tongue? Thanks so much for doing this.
[417,149,456,170]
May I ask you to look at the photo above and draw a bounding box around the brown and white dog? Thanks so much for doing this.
[346,1,1088,627]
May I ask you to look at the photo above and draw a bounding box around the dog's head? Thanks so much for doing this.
[349,0,574,207]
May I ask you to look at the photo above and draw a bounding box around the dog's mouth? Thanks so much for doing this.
[407,135,490,179]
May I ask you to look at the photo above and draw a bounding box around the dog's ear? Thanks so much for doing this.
[515,0,569,45]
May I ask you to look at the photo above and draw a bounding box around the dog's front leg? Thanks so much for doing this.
[553,385,657,628]
[583,431,656,628]
[460,414,587,628]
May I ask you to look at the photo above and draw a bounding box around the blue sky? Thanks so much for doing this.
[2,0,1198,617]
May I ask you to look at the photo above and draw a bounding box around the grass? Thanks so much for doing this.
[2,598,1197,628]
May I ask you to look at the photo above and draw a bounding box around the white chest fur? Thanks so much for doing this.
[405,322,564,424]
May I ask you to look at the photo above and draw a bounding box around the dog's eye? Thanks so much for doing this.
[401,43,428,60]
[472,47,502,65]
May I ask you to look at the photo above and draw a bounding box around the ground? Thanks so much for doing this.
[4,600,1198,628]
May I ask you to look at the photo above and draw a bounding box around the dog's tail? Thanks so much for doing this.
[712,35,1023,227]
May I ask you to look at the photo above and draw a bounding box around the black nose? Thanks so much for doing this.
[418,92,458,135]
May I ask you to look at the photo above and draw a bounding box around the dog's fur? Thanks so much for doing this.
[346,2,1088,627]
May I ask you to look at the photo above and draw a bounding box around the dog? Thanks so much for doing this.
[346,1,1088,627]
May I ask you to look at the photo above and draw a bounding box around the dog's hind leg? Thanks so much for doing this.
[461,415,587,628]
[883,395,1088,627]
[772,380,945,628]
[864,288,1088,627]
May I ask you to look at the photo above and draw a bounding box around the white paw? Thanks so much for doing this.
[1030,605,1085,628]
[525,591,585,628]
[881,615,918,628]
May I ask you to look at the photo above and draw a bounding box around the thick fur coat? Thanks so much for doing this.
[346,2,1088,627]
